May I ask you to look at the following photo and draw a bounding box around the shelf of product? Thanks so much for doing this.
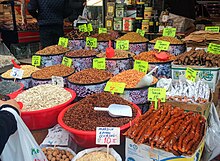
[65,49,98,72]
[148,36,186,56]
[115,32,148,55]
[67,68,113,99]
[1,65,39,89]
[15,84,76,130]
[31,64,74,86]
[133,50,176,78]
[97,50,135,75]
[108,69,158,105]
[0,81,24,98]
[58,92,141,148]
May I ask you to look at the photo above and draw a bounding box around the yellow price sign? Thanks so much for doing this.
[136,29,145,37]
[154,40,170,51]
[79,24,88,32]
[98,28,107,34]
[207,43,220,54]
[205,26,219,32]
[58,37,68,47]
[93,58,106,70]
[86,37,98,48]
[32,55,41,67]
[162,28,176,37]
[87,23,93,32]
[62,57,72,67]
[116,40,129,50]
[148,87,166,109]
[185,67,197,82]
[133,60,148,73]
[104,82,126,94]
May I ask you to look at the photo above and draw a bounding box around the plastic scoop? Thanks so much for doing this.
[136,66,158,88]
[11,59,21,69]
[155,51,169,61]
[106,40,115,58]
[94,104,132,117]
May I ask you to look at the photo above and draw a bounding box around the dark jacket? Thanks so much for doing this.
[27,0,72,26]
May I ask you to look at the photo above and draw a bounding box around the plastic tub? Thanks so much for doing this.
[20,88,76,130]
[1,76,32,89]
[58,102,141,148]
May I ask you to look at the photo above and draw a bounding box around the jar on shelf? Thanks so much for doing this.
[136,2,145,18]
[134,17,142,31]
[116,4,125,18]
[123,17,135,31]
[106,17,113,30]
[142,19,149,32]
[144,7,152,19]
[114,18,123,31]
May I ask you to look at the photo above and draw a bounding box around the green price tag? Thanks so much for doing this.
[154,40,170,51]
[162,28,176,37]
[207,43,220,54]
[148,87,166,110]
[32,55,41,67]
[58,37,68,47]
[205,26,219,32]
[79,24,88,32]
[98,28,107,34]
[133,60,148,73]
[62,57,72,67]
[104,82,126,94]
[116,40,129,50]
[86,37,97,48]
[93,58,106,70]
[136,29,145,37]
[87,23,93,32]
[185,67,197,82]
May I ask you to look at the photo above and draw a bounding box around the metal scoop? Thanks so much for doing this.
[94,104,132,117]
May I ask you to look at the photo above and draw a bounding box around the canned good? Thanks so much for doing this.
[144,7,152,19]
[107,2,115,17]
[114,18,123,31]
[116,4,125,18]
[142,19,149,32]
[123,17,135,31]
[106,17,113,30]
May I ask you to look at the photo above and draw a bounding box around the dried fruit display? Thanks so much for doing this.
[124,103,206,156]
[150,36,183,44]
[116,32,148,43]
[36,45,69,55]
[65,49,98,57]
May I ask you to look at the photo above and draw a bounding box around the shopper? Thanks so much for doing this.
[0,99,20,155]
[27,0,73,48]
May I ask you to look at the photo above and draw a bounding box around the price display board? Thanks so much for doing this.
[32,55,41,67]
[154,40,170,51]
[86,37,98,48]
[96,127,120,145]
[62,57,72,67]
[93,58,106,70]
[133,60,148,73]
[185,67,197,82]
[116,40,129,50]
[162,28,176,37]
[58,37,68,47]
[104,82,126,94]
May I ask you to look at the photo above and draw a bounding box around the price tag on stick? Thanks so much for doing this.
[32,55,41,67]
[10,67,24,80]
[136,29,145,37]
[133,60,148,73]
[116,40,129,50]
[62,57,72,67]
[86,37,97,48]
[93,58,106,70]
[154,40,170,51]
[99,28,107,34]
[185,67,197,82]
[58,37,68,47]
[205,26,219,32]
[207,43,220,54]
[87,23,93,32]
[52,76,64,88]
[162,28,176,37]
[104,82,126,94]
[78,24,88,32]
[148,87,166,109]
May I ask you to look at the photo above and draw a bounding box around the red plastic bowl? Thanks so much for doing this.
[21,88,76,130]
[7,82,24,99]
[58,103,141,148]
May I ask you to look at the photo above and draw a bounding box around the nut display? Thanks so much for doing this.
[109,69,157,88]
[1,65,39,78]
[42,147,74,161]
[133,50,176,63]
[91,33,118,41]
[15,84,72,111]
[65,49,98,57]
[97,49,135,59]
[66,30,90,39]
[150,36,183,44]
[32,64,74,79]
[36,45,69,55]
[124,103,206,156]
[173,48,220,67]
[0,81,21,95]
[76,151,116,161]
[63,92,137,131]
[116,32,148,43]
[68,68,112,84]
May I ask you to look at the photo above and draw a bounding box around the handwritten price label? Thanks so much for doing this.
[87,23,93,32]
[148,87,166,102]
[93,58,106,70]
[32,55,41,67]
[78,24,88,32]
[185,67,197,82]
[104,82,126,94]
[96,127,120,145]
[51,76,64,88]
[58,37,68,47]
[98,28,107,34]
[154,40,170,51]
[86,37,97,48]
[136,29,145,37]
[10,67,24,79]
[133,60,148,73]
[62,57,72,67]
[116,40,129,50]
[205,26,219,32]
[162,28,176,37]
[207,43,220,54]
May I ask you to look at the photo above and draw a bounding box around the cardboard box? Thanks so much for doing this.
[126,137,205,161]
[172,64,219,91]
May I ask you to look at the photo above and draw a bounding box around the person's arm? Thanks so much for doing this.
[27,0,38,19]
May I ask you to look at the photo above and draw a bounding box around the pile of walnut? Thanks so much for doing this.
[124,103,206,156]
[42,148,74,161]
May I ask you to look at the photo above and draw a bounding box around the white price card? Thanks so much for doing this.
[10,67,24,79]
[96,127,120,145]
[51,76,64,87]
